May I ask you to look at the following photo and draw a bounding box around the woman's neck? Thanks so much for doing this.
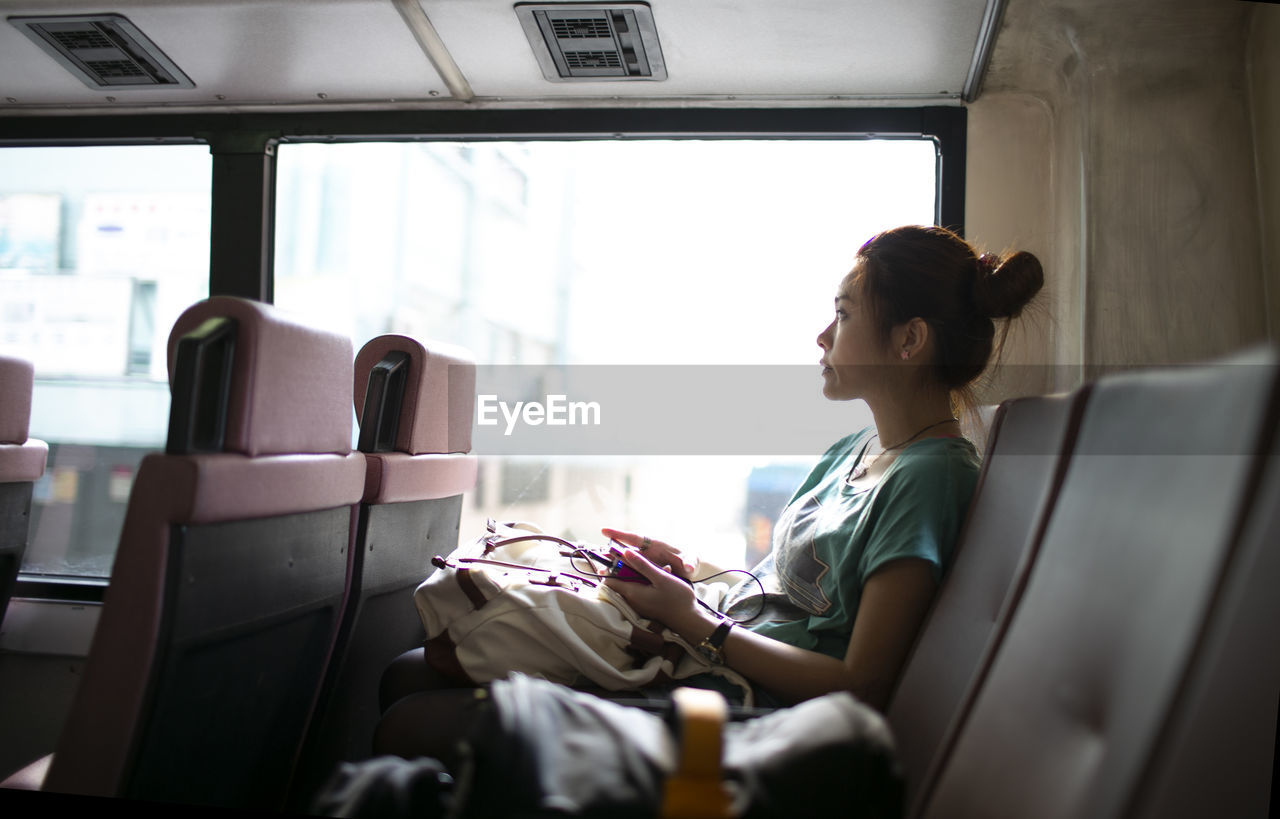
[867,391,957,452]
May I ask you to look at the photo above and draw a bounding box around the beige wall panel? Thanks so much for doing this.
[1250,5,1280,341]
[966,92,1059,400]
[1080,11,1265,368]
[977,0,1267,377]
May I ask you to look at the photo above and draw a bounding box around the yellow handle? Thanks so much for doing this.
[659,687,734,819]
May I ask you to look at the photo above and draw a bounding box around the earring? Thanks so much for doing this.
[901,350,910,360]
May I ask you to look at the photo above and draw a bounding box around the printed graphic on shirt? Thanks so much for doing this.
[771,491,833,615]
[722,552,809,625]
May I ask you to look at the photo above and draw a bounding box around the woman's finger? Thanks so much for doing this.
[619,548,670,582]
[601,527,667,554]
[600,527,652,549]
[600,527,641,546]
[602,576,630,597]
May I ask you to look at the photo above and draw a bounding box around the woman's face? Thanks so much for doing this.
[817,265,891,400]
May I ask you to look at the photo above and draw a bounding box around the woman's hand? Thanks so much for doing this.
[600,527,698,578]
[603,548,713,638]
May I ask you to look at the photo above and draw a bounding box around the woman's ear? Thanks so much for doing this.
[892,318,931,361]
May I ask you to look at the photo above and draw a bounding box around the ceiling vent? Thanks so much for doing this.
[8,13,195,89]
[516,3,666,81]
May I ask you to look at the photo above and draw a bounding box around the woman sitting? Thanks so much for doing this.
[375,224,1043,760]
[601,225,1042,710]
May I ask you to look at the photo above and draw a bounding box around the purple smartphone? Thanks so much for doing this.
[607,541,650,584]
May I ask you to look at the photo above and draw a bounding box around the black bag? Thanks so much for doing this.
[314,674,902,818]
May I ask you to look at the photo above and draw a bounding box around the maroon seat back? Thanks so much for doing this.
[1124,421,1280,819]
[290,334,476,805]
[916,347,1280,819]
[42,297,366,811]
[888,387,1090,811]
[0,355,48,631]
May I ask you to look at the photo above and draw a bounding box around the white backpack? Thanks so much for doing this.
[413,520,753,704]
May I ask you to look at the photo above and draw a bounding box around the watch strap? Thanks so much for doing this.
[697,619,734,665]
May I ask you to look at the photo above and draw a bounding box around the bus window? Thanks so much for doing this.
[275,138,935,569]
[0,146,211,579]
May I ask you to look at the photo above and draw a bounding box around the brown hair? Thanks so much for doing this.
[853,225,1043,414]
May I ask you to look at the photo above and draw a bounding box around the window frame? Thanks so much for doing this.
[2,105,967,603]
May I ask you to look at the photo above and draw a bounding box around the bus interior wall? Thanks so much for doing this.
[966,0,1280,404]
[1,0,1280,815]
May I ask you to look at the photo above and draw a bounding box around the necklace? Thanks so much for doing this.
[847,417,959,481]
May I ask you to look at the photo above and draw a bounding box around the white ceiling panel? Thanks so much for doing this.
[0,0,999,114]
[0,0,448,109]
[427,0,991,101]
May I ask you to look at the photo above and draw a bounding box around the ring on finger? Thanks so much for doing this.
[641,536,651,550]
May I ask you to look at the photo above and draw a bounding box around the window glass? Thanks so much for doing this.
[276,138,936,569]
[0,146,211,578]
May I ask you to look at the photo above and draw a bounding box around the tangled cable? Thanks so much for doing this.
[562,547,766,624]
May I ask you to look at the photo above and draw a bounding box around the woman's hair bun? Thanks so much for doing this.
[971,250,1044,319]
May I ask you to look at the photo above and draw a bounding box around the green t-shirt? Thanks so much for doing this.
[724,429,981,660]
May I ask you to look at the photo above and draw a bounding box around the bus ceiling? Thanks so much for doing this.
[0,0,1007,116]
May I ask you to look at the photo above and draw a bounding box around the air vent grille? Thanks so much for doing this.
[564,51,623,69]
[516,3,666,82]
[86,60,148,79]
[7,13,195,90]
[552,18,613,39]
[49,29,113,50]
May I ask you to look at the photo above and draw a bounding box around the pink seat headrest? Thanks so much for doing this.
[0,355,35,445]
[167,297,354,457]
[353,335,475,455]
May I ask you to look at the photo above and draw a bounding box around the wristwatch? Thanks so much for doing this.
[696,619,734,665]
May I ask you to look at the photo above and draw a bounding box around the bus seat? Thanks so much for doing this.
[1124,417,1280,819]
[958,402,1000,455]
[36,297,367,811]
[290,334,476,807]
[888,386,1090,812]
[914,346,1280,819]
[0,355,48,631]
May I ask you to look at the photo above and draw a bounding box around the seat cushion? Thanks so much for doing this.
[353,335,475,455]
[0,440,47,483]
[0,356,34,445]
[167,298,354,457]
